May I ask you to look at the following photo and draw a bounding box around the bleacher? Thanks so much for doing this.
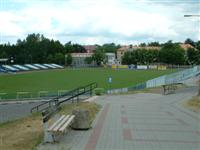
[2,65,19,72]
[13,65,30,71]
[0,64,64,73]
[0,66,7,73]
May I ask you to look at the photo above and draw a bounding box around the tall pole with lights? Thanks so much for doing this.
[184,14,200,95]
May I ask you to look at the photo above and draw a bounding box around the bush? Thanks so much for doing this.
[94,88,105,95]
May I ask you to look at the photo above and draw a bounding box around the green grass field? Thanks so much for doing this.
[0,68,176,99]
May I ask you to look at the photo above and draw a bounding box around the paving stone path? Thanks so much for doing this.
[38,86,200,150]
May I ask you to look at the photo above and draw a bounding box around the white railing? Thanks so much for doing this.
[147,66,200,88]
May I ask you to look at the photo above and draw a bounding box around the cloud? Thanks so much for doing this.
[0,0,199,44]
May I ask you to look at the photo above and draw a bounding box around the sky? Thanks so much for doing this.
[0,0,200,45]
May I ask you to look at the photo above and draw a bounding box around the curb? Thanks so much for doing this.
[0,99,49,105]
[84,96,99,102]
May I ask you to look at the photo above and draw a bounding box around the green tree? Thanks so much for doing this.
[139,43,146,47]
[66,53,72,66]
[148,42,160,46]
[64,41,74,53]
[185,38,195,47]
[92,47,105,66]
[72,44,86,53]
[47,54,54,63]
[187,48,198,64]
[101,43,120,54]
[122,51,133,65]
[55,53,65,65]
[85,57,93,64]
[159,42,185,65]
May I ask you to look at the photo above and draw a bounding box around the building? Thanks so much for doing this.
[179,43,195,51]
[83,45,97,53]
[71,53,96,67]
[105,53,116,66]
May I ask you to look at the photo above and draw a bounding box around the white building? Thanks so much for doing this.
[105,53,116,66]
[71,53,96,67]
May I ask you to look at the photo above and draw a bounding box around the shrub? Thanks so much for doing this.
[94,88,105,95]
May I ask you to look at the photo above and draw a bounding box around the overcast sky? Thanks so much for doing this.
[0,0,199,45]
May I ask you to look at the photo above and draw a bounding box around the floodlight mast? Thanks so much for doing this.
[184,14,200,95]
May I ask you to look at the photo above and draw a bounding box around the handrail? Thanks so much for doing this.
[31,82,97,113]
[58,83,97,105]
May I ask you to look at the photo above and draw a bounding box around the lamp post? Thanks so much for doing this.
[10,57,14,64]
[184,14,200,95]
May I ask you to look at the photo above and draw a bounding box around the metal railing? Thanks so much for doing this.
[30,82,97,113]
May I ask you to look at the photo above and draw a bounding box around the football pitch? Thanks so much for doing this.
[0,68,176,99]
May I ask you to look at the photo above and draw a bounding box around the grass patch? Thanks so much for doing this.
[0,68,176,100]
[185,96,200,112]
[0,113,43,150]
[0,102,100,150]
[60,102,101,125]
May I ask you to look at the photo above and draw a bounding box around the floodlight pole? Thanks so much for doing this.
[184,14,200,95]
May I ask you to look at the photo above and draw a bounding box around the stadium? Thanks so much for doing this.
[1,0,200,150]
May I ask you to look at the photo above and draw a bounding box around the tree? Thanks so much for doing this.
[122,49,159,65]
[66,53,72,66]
[85,57,93,64]
[187,48,198,65]
[55,53,65,65]
[122,51,133,65]
[47,54,54,63]
[139,43,146,47]
[72,44,86,53]
[92,47,105,66]
[145,49,159,64]
[101,43,120,54]
[185,38,195,47]
[148,42,160,46]
[159,42,185,65]
[64,41,74,53]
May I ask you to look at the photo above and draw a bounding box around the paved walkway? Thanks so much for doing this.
[38,86,200,150]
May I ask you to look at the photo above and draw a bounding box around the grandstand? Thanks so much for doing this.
[2,65,19,72]
[13,65,30,71]
[25,64,40,70]
[0,66,7,73]
[33,64,48,69]
[0,64,64,73]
